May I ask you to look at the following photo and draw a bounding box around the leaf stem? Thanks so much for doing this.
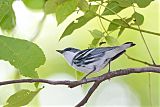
[96,14,160,37]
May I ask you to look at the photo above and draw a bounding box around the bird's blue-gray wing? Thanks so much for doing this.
[72,47,118,66]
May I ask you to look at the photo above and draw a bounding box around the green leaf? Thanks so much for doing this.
[105,36,118,46]
[60,5,99,40]
[131,12,144,25]
[22,0,45,9]
[56,0,78,24]
[44,0,64,14]
[89,29,104,38]
[0,0,16,30]
[78,0,89,12]
[91,38,101,46]
[102,1,124,15]
[4,88,42,107]
[118,17,133,37]
[134,0,154,8]
[111,0,132,7]
[108,19,128,31]
[0,35,46,78]
[118,27,125,37]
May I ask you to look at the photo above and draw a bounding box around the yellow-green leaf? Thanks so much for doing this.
[44,0,64,14]
[108,19,128,31]
[4,88,42,107]
[56,0,78,24]
[23,0,45,9]
[89,29,104,39]
[102,1,124,15]
[0,0,16,30]
[105,36,118,46]
[60,5,99,40]
[78,0,89,12]
[131,12,144,25]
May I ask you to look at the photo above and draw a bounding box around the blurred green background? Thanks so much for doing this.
[0,0,159,107]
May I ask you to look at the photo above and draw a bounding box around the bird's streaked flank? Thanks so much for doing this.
[57,42,136,79]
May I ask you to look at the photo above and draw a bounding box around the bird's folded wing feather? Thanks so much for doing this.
[72,47,118,66]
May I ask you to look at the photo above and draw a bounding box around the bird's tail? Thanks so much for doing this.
[120,42,136,49]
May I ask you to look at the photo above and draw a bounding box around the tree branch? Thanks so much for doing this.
[75,81,101,107]
[0,66,160,106]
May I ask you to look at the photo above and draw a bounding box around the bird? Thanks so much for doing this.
[56,42,136,79]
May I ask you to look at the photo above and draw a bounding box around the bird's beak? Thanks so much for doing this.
[56,50,63,54]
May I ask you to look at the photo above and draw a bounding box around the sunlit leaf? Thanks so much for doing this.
[0,35,46,78]
[23,0,45,9]
[105,36,118,46]
[0,0,16,30]
[4,88,42,107]
[89,29,104,38]
[78,0,89,12]
[131,12,144,25]
[108,19,128,31]
[60,5,98,40]
[56,0,78,24]
[102,1,124,15]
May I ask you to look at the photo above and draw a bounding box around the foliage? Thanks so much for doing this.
[0,0,16,30]
[0,36,45,78]
[0,0,158,106]
[4,88,42,107]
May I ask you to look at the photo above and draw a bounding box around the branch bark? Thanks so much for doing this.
[0,66,160,106]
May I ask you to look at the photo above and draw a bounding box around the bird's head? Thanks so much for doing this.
[56,47,80,64]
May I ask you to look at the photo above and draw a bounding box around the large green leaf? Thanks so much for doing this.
[60,5,99,40]
[4,88,42,107]
[23,0,45,9]
[0,0,16,30]
[102,1,124,15]
[131,12,144,26]
[56,0,78,24]
[111,0,132,7]
[0,35,46,78]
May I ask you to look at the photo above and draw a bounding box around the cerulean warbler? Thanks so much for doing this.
[56,42,135,79]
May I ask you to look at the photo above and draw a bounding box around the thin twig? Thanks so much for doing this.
[132,6,156,65]
[125,54,160,67]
